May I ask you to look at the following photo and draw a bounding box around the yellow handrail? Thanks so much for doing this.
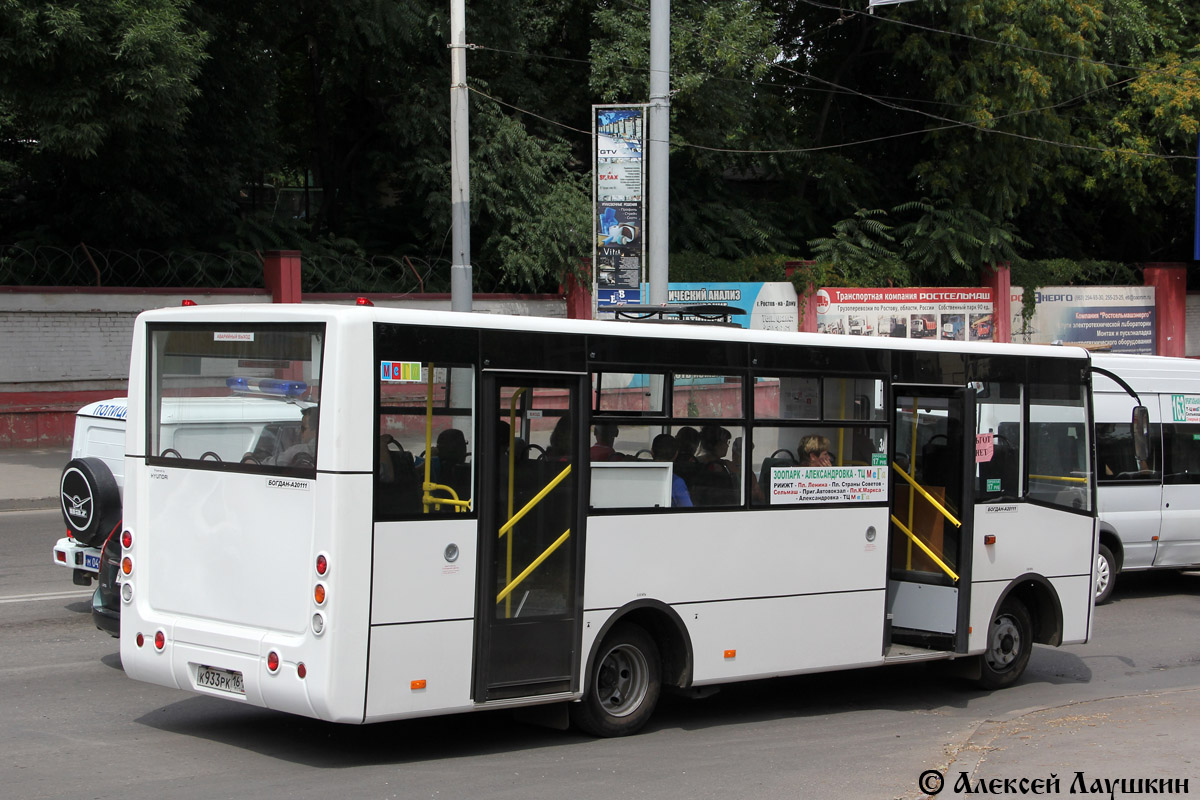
[498,464,573,539]
[422,482,470,513]
[504,387,528,618]
[1029,473,1088,484]
[890,514,960,582]
[496,529,570,606]
[422,362,435,513]
[892,462,962,528]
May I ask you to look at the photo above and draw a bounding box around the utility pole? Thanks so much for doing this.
[647,0,670,306]
[449,0,473,312]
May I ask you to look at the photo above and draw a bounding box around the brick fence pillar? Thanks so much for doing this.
[263,250,302,303]
[1143,262,1187,357]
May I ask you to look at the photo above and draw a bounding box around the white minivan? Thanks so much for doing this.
[1092,352,1200,603]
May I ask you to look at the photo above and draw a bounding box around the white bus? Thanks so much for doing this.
[118,303,1100,736]
[1091,352,1200,603]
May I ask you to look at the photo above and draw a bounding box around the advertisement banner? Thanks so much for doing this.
[663,282,799,331]
[594,106,646,310]
[1010,286,1155,353]
[815,287,994,341]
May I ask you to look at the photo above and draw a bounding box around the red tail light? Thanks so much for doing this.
[267,651,280,673]
[316,554,328,576]
[355,296,374,306]
[121,530,133,549]
[297,663,307,679]
[154,631,165,650]
[136,633,145,648]
[55,551,66,563]
[181,299,197,306]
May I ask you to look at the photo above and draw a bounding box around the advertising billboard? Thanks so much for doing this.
[814,287,994,341]
[1010,286,1155,353]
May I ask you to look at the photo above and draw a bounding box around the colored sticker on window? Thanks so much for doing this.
[380,361,423,383]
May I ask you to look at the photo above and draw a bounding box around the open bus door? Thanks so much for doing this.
[886,385,976,654]
[473,372,587,703]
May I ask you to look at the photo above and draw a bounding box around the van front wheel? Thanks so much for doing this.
[1095,544,1116,605]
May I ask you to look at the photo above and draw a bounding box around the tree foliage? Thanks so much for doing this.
[1,0,1197,291]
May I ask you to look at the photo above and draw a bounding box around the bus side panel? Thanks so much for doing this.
[583,507,890,609]
[966,573,1092,652]
[972,504,1094,586]
[683,593,887,685]
[583,508,890,684]
[364,620,475,722]
[370,519,477,624]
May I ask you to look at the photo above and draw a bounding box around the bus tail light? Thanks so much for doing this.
[316,554,328,576]
[154,631,165,650]
[136,632,144,648]
[122,530,133,549]
[121,556,133,575]
[267,651,280,673]
[297,663,307,679]
[314,583,326,605]
[55,551,66,564]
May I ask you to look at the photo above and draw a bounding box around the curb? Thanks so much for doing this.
[0,497,58,512]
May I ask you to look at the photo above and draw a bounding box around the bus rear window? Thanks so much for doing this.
[148,325,324,471]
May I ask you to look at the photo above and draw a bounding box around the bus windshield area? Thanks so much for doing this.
[147,325,324,470]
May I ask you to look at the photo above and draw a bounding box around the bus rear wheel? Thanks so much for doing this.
[571,623,661,737]
[977,598,1032,690]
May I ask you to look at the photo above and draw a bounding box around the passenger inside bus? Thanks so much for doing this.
[691,425,738,506]
[273,407,318,466]
[799,434,833,467]
[591,423,624,462]
[651,433,693,507]
[543,415,573,461]
[429,428,472,502]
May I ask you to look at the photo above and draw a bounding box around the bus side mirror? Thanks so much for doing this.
[1132,405,1151,463]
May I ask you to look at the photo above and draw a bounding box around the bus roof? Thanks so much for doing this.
[136,302,1091,362]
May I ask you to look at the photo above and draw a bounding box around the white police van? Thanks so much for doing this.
[52,383,312,634]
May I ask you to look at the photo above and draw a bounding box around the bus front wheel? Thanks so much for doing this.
[977,598,1032,690]
[571,623,661,737]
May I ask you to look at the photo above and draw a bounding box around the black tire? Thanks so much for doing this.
[1095,544,1116,605]
[571,623,661,737]
[59,457,122,547]
[977,597,1033,690]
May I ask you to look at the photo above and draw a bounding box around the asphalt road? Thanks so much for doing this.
[4,507,1199,800]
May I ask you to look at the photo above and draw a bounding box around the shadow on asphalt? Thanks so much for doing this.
[134,649,1090,767]
[1106,569,1200,604]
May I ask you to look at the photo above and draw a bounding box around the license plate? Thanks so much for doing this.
[196,665,245,695]
[84,553,101,570]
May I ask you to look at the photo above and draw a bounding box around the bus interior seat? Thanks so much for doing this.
[759,453,797,494]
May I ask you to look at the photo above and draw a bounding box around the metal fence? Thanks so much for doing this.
[0,244,509,294]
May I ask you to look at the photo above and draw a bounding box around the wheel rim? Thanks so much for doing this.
[985,614,1022,672]
[594,643,650,718]
[1095,553,1111,599]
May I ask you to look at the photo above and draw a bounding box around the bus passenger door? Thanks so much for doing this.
[473,373,587,702]
[886,386,975,654]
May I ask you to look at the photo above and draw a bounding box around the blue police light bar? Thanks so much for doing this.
[226,377,309,398]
